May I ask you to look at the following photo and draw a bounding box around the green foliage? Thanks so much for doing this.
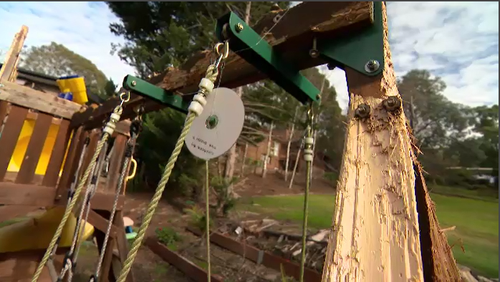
[211,175,239,215]
[104,78,117,97]
[135,108,204,198]
[20,42,110,98]
[323,172,338,187]
[155,226,182,247]
[107,2,289,78]
[398,70,470,148]
[183,205,213,232]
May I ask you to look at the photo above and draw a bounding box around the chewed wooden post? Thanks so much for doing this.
[321,3,460,282]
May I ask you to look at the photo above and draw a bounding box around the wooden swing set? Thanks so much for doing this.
[0,2,461,282]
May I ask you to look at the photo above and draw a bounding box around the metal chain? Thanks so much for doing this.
[92,117,142,281]
[32,92,130,282]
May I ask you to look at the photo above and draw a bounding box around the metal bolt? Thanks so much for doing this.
[354,104,371,119]
[131,81,137,86]
[309,49,319,58]
[382,96,401,112]
[364,60,380,73]
[235,23,244,32]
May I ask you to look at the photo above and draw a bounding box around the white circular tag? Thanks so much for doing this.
[185,87,245,160]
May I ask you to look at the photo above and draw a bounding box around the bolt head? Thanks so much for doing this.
[382,96,401,112]
[364,60,380,73]
[354,104,371,119]
[131,81,137,86]
[309,49,319,58]
[235,23,244,32]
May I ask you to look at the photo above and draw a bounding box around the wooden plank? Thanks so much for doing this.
[15,113,52,184]
[70,2,374,130]
[0,205,40,223]
[42,119,71,187]
[0,247,68,282]
[0,182,125,210]
[0,80,83,119]
[106,134,127,193]
[187,227,321,282]
[87,209,118,238]
[0,105,28,181]
[112,210,134,282]
[146,237,224,282]
[321,3,459,282]
[413,161,461,281]
[55,127,85,201]
[0,25,28,81]
[79,130,100,181]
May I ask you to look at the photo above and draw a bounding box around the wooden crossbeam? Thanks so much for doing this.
[70,2,374,130]
[0,183,125,210]
[0,80,83,119]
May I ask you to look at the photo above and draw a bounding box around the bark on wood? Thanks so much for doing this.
[285,106,298,182]
[70,2,374,131]
[288,144,302,189]
[262,122,274,178]
[321,3,459,282]
[240,142,248,176]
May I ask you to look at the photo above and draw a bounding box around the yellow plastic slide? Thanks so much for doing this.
[0,207,94,253]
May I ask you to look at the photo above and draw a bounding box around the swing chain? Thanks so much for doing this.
[32,92,127,282]
[92,111,143,281]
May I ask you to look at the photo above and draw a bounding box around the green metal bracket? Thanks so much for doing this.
[215,2,385,104]
[318,2,385,77]
[216,13,320,105]
[122,75,189,114]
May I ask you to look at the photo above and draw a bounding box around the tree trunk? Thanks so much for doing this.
[285,106,298,181]
[224,2,251,194]
[321,3,460,282]
[240,142,248,177]
[262,122,274,178]
[288,141,302,189]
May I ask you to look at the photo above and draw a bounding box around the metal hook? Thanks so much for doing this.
[214,41,229,70]
[214,41,229,59]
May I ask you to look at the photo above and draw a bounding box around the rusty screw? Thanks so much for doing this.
[354,104,371,119]
[382,96,401,112]
[235,23,244,32]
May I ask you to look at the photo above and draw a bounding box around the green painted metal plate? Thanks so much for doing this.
[318,2,385,76]
[216,13,320,105]
[122,75,189,114]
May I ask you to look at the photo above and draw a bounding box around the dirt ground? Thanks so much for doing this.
[73,172,335,282]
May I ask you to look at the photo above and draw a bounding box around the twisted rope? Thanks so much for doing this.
[116,64,219,282]
[299,122,314,282]
[32,105,123,282]
[205,160,211,282]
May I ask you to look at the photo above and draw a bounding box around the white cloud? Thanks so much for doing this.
[0,2,497,111]
[321,2,498,111]
[0,2,135,87]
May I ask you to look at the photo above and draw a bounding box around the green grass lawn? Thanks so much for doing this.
[237,192,499,278]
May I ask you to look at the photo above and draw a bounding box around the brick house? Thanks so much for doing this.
[236,128,333,177]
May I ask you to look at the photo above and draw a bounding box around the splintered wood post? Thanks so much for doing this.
[322,3,460,282]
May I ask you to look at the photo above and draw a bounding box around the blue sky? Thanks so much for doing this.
[0,2,497,111]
